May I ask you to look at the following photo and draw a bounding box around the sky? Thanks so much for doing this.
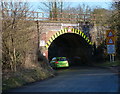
[3,0,115,11]
[71,2,112,9]
[30,1,113,12]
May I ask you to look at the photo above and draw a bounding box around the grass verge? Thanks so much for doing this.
[94,60,120,67]
[2,63,55,91]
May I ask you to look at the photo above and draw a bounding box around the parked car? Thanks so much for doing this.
[50,57,69,68]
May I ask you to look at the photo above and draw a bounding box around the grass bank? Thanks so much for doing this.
[2,62,55,91]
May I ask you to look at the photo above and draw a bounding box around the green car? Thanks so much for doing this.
[50,57,69,68]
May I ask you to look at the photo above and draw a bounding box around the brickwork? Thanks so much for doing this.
[40,22,62,42]
[39,22,91,42]
[38,21,107,58]
[39,22,92,48]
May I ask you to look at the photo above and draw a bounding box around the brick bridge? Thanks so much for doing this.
[3,10,108,65]
[38,21,104,64]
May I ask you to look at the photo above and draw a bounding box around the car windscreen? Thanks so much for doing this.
[59,58,66,61]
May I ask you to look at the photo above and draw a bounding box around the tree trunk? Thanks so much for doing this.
[13,47,17,72]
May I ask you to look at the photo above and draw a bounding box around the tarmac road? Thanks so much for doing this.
[4,66,119,93]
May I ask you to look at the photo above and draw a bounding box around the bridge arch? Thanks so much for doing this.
[43,28,93,65]
[45,28,92,48]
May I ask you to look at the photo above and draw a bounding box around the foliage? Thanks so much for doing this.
[110,1,120,30]
[93,43,105,62]
[92,8,111,25]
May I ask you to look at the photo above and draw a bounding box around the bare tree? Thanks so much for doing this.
[39,0,68,20]
[2,1,36,71]
[59,3,91,22]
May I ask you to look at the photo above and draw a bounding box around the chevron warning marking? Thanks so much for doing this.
[45,28,92,48]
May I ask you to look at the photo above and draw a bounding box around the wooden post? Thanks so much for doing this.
[110,54,112,62]
[112,54,115,62]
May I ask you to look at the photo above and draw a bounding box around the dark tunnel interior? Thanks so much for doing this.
[48,33,93,66]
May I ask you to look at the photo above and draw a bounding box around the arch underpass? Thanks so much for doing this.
[46,28,93,66]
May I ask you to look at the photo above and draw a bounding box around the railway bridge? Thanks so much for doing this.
[38,21,96,65]
[3,10,107,65]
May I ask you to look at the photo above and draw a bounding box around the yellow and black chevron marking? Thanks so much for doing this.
[45,28,92,48]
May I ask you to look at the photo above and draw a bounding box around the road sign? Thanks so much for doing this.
[107,31,114,37]
[106,30,115,37]
[40,40,45,46]
[106,30,115,45]
[106,37,115,45]
[106,30,116,61]
[108,39,113,43]
[68,26,72,32]
[107,45,115,54]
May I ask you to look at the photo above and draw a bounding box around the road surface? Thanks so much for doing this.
[4,66,119,93]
